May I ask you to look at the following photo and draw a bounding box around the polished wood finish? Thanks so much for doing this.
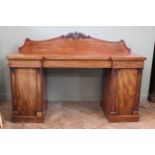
[112,60,144,68]
[18,34,130,56]
[10,68,45,122]
[9,59,42,68]
[43,59,111,68]
[103,69,142,122]
[8,32,146,123]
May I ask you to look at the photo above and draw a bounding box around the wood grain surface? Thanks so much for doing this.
[103,69,142,122]
[11,68,45,122]
[8,33,146,123]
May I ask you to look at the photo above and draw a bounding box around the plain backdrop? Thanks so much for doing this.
[0,26,155,102]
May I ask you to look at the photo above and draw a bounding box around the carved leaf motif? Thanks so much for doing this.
[62,32,91,40]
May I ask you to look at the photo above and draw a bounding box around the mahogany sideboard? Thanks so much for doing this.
[7,32,146,123]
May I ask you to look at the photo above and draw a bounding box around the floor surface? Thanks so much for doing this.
[1,101,155,129]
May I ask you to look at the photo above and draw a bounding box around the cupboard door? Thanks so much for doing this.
[116,69,138,115]
[11,68,44,122]
[103,68,142,122]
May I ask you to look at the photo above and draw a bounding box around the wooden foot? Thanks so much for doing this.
[108,114,139,122]
[12,115,44,123]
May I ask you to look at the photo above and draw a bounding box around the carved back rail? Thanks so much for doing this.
[19,32,131,58]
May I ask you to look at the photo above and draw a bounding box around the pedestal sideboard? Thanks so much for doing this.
[7,32,146,123]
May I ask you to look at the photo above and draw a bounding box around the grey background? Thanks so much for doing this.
[0,26,155,102]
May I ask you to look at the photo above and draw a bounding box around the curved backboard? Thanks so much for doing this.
[19,32,131,58]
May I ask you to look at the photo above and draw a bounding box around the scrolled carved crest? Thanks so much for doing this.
[61,32,91,40]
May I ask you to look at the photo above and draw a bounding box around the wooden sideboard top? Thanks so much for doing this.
[8,32,146,61]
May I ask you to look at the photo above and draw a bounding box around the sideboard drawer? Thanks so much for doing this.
[112,60,144,68]
[43,60,112,68]
[9,59,42,68]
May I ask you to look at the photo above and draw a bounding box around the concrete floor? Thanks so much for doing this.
[1,101,155,129]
